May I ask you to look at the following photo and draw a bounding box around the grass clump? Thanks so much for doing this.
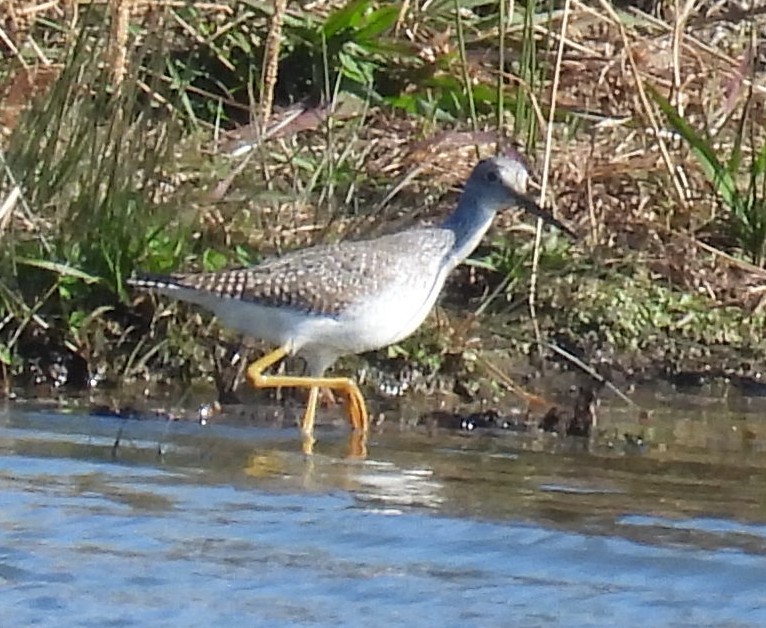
[0,16,204,385]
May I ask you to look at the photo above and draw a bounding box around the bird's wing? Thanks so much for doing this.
[131,229,455,317]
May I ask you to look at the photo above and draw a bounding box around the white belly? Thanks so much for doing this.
[160,266,449,367]
[333,277,446,353]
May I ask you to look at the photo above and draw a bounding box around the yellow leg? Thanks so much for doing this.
[246,347,370,433]
[346,430,367,459]
[302,386,320,434]
[301,386,319,455]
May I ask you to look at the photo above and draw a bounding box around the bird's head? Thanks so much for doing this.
[463,150,575,238]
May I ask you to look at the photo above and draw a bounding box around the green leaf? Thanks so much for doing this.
[322,0,371,39]
[69,309,87,331]
[339,50,373,85]
[0,343,11,366]
[202,249,229,272]
[354,6,398,40]
[234,245,254,266]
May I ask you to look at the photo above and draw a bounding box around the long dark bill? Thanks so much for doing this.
[515,193,577,240]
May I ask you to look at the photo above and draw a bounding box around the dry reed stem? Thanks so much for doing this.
[394,0,410,35]
[260,0,288,127]
[528,0,571,354]
[597,0,688,210]
[0,185,21,233]
[671,0,698,114]
[110,0,132,88]
[0,25,26,68]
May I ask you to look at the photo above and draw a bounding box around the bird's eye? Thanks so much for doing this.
[485,171,498,182]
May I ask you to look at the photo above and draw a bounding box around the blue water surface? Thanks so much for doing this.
[1,406,765,627]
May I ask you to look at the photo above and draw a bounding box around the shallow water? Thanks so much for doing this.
[2,394,766,627]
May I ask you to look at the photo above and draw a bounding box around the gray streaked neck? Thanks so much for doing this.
[440,192,497,270]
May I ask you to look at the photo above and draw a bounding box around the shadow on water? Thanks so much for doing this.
[2,391,766,626]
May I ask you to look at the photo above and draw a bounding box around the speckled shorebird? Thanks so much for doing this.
[128,151,574,451]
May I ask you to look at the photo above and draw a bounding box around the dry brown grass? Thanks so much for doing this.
[536,0,766,310]
[352,1,766,314]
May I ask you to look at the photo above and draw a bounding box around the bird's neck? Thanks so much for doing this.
[440,193,496,269]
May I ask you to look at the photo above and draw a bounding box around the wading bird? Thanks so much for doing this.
[129,150,574,455]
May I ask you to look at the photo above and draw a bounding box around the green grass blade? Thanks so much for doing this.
[648,84,737,208]
[16,258,102,284]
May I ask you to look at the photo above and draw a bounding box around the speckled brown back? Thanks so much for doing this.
[128,229,455,318]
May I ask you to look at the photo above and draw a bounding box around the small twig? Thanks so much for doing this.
[394,0,411,35]
[0,148,38,235]
[544,342,638,408]
[477,355,555,411]
[207,151,255,202]
[24,32,52,65]
[664,225,766,282]
[373,163,429,213]
[16,0,60,16]
[502,71,547,132]
[0,186,21,234]
[170,9,235,72]
[586,136,598,243]
[0,24,28,68]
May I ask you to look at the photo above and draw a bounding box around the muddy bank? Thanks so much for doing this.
[5,291,766,429]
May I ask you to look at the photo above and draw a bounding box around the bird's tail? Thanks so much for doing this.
[126,273,211,307]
